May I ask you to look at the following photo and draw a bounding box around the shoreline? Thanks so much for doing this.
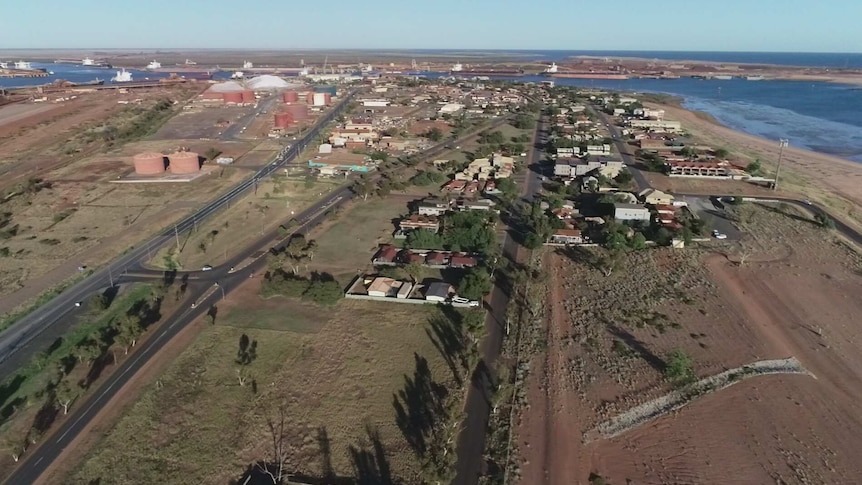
[647,100,862,230]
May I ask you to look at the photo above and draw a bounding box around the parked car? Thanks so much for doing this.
[201,265,213,271]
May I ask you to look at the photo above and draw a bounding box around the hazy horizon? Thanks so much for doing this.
[5,0,862,52]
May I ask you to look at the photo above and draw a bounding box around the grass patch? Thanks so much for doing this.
[70,299,465,484]
[0,284,153,428]
[0,271,93,333]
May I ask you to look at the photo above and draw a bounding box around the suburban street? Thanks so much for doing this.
[453,114,548,485]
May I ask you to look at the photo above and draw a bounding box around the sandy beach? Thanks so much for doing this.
[650,102,862,229]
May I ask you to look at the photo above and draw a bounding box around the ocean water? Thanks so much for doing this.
[540,76,862,163]
[4,59,862,163]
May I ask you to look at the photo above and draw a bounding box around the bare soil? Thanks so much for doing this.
[515,204,862,484]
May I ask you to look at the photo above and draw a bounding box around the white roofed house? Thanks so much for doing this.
[613,203,651,222]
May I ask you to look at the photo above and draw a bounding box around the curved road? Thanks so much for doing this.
[2,111,516,485]
[0,92,356,378]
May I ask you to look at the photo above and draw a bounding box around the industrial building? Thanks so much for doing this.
[132,152,167,175]
[168,151,201,174]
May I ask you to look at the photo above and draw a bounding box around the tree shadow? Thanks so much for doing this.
[349,423,399,485]
[0,374,26,420]
[606,325,666,373]
[425,315,466,386]
[755,202,819,226]
[392,353,448,457]
[102,285,119,308]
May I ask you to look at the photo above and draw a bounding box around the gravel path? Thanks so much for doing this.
[585,357,814,442]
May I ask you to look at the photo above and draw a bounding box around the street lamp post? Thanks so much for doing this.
[773,138,789,191]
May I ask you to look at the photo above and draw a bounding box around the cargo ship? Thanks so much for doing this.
[549,72,629,80]
[458,68,525,77]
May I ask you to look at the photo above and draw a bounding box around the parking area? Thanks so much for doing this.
[676,195,745,241]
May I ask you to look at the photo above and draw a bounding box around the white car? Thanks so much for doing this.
[201,265,213,271]
[713,232,728,240]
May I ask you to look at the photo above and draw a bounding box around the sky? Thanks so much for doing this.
[3,0,861,52]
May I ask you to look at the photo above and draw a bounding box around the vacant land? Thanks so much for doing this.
[514,203,862,484]
[153,104,255,140]
[150,173,345,271]
[68,276,468,484]
[311,197,409,282]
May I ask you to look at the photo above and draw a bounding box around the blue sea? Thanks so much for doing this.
[4,53,862,163]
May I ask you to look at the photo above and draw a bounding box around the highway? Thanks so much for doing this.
[452,115,548,485]
[2,110,517,484]
[0,91,355,379]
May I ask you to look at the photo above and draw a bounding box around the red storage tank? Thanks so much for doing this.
[274,112,293,128]
[169,151,201,174]
[241,90,255,103]
[283,103,308,121]
[133,153,167,175]
[282,91,298,103]
[200,90,224,101]
[223,91,244,104]
[306,92,315,104]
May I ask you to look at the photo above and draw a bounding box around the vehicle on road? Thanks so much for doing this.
[74,301,82,307]
[712,230,728,240]
[201,265,213,271]
[804,200,813,205]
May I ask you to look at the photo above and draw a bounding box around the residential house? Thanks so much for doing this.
[367,277,405,298]
[425,282,454,302]
[613,203,651,221]
[555,157,623,178]
[551,228,584,245]
[399,250,426,265]
[586,144,612,156]
[399,214,440,233]
[639,188,675,205]
[449,254,478,269]
[417,198,451,216]
[556,147,581,157]
[628,119,682,132]
[666,160,730,177]
[443,180,467,193]
[372,245,399,264]
[426,251,449,266]
[458,198,496,211]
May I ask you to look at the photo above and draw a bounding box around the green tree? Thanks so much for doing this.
[746,159,763,176]
[115,315,143,355]
[815,213,835,229]
[404,262,425,284]
[630,232,647,250]
[406,229,445,250]
[714,148,729,159]
[303,279,343,306]
[424,127,444,142]
[55,379,80,415]
[459,268,492,301]
[353,178,374,201]
[205,147,222,161]
[614,170,634,185]
[665,350,696,387]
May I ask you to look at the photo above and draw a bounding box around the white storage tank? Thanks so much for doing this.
[312,92,328,107]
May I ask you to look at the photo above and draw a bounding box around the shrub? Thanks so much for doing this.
[303,279,343,306]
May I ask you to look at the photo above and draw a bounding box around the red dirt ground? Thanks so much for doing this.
[515,233,862,484]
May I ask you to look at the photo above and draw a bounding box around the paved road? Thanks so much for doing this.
[452,115,548,485]
[220,95,279,141]
[3,112,517,485]
[1,183,352,485]
[0,92,356,380]
[590,107,652,191]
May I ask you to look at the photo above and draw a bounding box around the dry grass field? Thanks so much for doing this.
[67,272,467,485]
[514,203,862,484]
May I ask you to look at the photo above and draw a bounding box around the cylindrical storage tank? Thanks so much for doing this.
[312,92,327,107]
[305,92,315,104]
[324,93,332,105]
[241,89,255,103]
[284,103,308,121]
[274,112,293,128]
[314,85,337,96]
[282,91,298,103]
[223,91,244,104]
[133,153,167,175]
[169,151,200,174]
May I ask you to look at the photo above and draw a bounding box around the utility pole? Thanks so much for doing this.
[174,224,180,249]
[108,266,114,288]
[773,138,789,191]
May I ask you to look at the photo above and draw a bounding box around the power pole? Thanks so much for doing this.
[174,224,180,249]
[773,138,789,191]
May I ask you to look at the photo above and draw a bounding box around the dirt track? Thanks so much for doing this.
[515,210,862,484]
